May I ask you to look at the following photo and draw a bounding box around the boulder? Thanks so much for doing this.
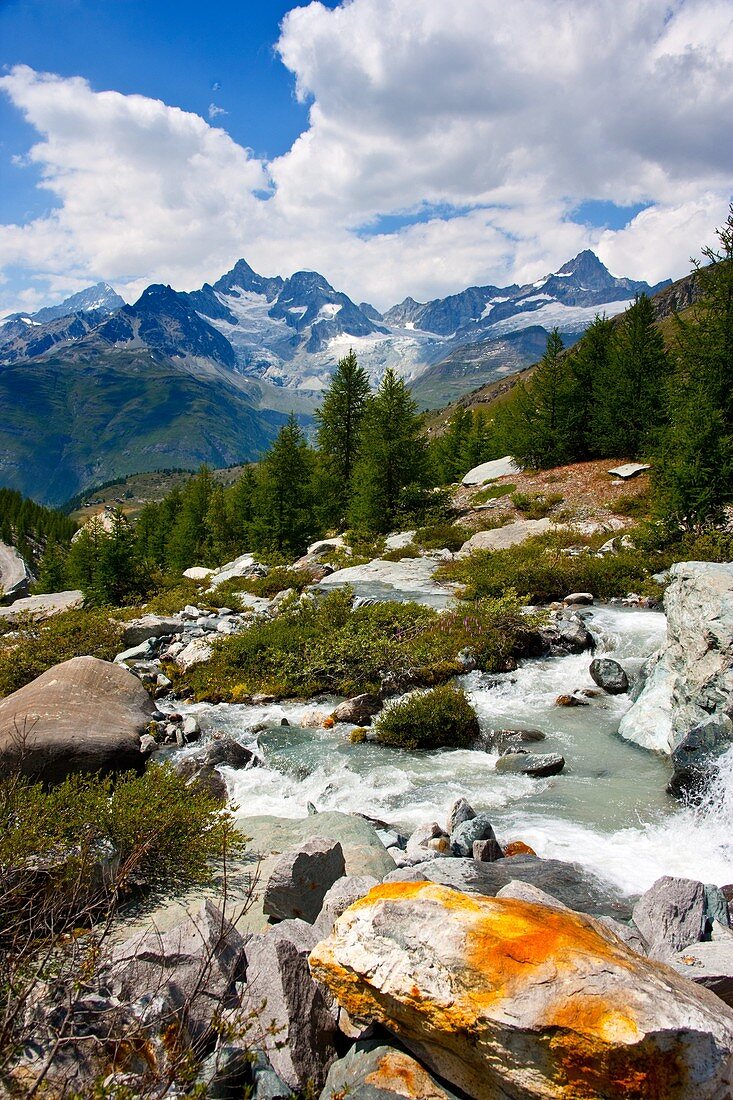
[183,566,214,580]
[481,728,545,753]
[331,693,383,725]
[322,1041,462,1100]
[409,854,630,920]
[194,736,260,770]
[495,752,565,777]
[0,540,31,601]
[449,813,502,858]
[446,797,475,834]
[313,875,380,938]
[263,836,346,923]
[458,518,552,555]
[590,657,629,695]
[238,919,338,1091]
[632,876,729,961]
[564,591,594,605]
[608,462,651,479]
[669,714,733,800]
[207,553,266,589]
[670,923,733,1006]
[406,822,449,859]
[317,557,456,609]
[0,589,83,623]
[108,900,246,1042]
[311,883,733,1100]
[307,536,349,557]
[472,839,503,862]
[620,561,733,765]
[462,456,520,486]
[495,880,568,910]
[175,637,213,671]
[121,615,184,647]
[0,656,154,782]
[383,531,417,551]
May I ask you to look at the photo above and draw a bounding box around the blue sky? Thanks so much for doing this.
[0,0,731,313]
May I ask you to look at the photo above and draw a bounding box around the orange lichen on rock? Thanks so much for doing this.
[365,1050,449,1100]
[323,716,335,728]
[309,881,733,1100]
[503,839,537,857]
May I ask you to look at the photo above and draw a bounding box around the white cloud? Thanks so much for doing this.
[208,103,227,120]
[1,0,732,314]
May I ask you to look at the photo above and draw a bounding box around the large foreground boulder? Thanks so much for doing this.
[0,656,154,781]
[310,882,733,1100]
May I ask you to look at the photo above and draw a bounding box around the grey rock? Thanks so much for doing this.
[175,637,213,671]
[263,836,346,923]
[237,919,338,1090]
[0,588,83,623]
[181,714,201,740]
[446,797,475,834]
[482,728,546,753]
[139,733,157,754]
[669,715,733,800]
[596,916,647,955]
[0,656,153,782]
[250,1050,294,1100]
[495,751,565,777]
[670,922,733,1006]
[108,900,246,1042]
[632,876,713,960]
[449,813,501,858]
[406,821,449,858]
[114,639,154,664]
[122,615,183,647]
[564,591,594,605]
[589,657,629,695]
[620,561,733,763]
[331,693,382,725]
[496,880,569,909]
[322,1041,462,1100]
[418,854,631,919]
[195,1045,252,1099]
[313,875,379,937]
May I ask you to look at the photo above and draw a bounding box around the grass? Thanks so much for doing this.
[178,587,543,702]
[374,684,479,750]
[509,491,564,519]
[471,483,516,505]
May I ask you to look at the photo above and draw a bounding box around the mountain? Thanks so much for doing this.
[3,282,124,325]
[0,250,670,503]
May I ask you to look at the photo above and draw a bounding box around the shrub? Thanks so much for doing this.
[374,684,479,750]
[0,609,126,697]
[437,529,671,604]
[229,566,311,598]
[180,588,541,702]
[414,522,472,552]
[143,577,204,614]
[509,491,563,519]
[471,482,516,505]
[611,491,652,519]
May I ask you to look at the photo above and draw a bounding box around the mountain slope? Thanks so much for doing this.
[0,347,297,506]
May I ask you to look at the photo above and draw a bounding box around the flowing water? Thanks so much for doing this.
[169,604,733,898]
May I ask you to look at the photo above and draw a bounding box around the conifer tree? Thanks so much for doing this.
[510,328,570,468]
[349,369,429,533]
[565,315,613,459]
[596,294,667,457]
[315,350,371,525]
[251,414,315,554]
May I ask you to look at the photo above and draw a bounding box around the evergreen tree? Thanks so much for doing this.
[654,206,733,529]
[349,369,429,533]
[565,315,613,459]
[510,328,571,468]
[205,484,232,563]
[166,467,215,571]
[429,408,473,484]
[315,350,371,525]
[596,294,667,457]
[251,414,315,554]
[225,467,256,553]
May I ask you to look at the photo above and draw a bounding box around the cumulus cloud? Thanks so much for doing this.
[1,0,732,313]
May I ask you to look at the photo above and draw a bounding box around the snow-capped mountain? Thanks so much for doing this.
[0,252,668,398]
[3,282,124,326]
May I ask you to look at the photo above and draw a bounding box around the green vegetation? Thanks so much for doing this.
[0,608,125,697]
[509,491,563,519]
[315,349,371,527]
[428,405,502,484]
[179,588,541,702]
[374,684,479,750]
[0,488,78,582]
[471,482,516,504]
[438,527,733,605]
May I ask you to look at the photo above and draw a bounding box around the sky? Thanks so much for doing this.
[0,0,731,315]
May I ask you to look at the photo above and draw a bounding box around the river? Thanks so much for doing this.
[169,603,733,899]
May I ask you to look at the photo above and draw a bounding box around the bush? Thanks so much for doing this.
[510,491,563,519]
[227,566,311,599]
[414,522,472,552]
[437,529,669,604]
[471,483,516,505]
[0,609,126,697]
[143,577,204,614]
[180,588,541,702]
[374,684,480,750]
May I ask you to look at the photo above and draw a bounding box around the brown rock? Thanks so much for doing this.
[0,656,154,782]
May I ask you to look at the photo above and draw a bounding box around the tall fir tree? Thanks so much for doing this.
[565,315,613,459]
[251,414,315,554]
[509,328,570,468]
[595,294,667,457]
[315,350,371,526]
[349,368,429,533]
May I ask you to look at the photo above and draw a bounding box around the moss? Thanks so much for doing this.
[374,684,479,750]
[471,483,516,505]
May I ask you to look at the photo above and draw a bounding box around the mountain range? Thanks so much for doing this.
[0,252,668,505]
